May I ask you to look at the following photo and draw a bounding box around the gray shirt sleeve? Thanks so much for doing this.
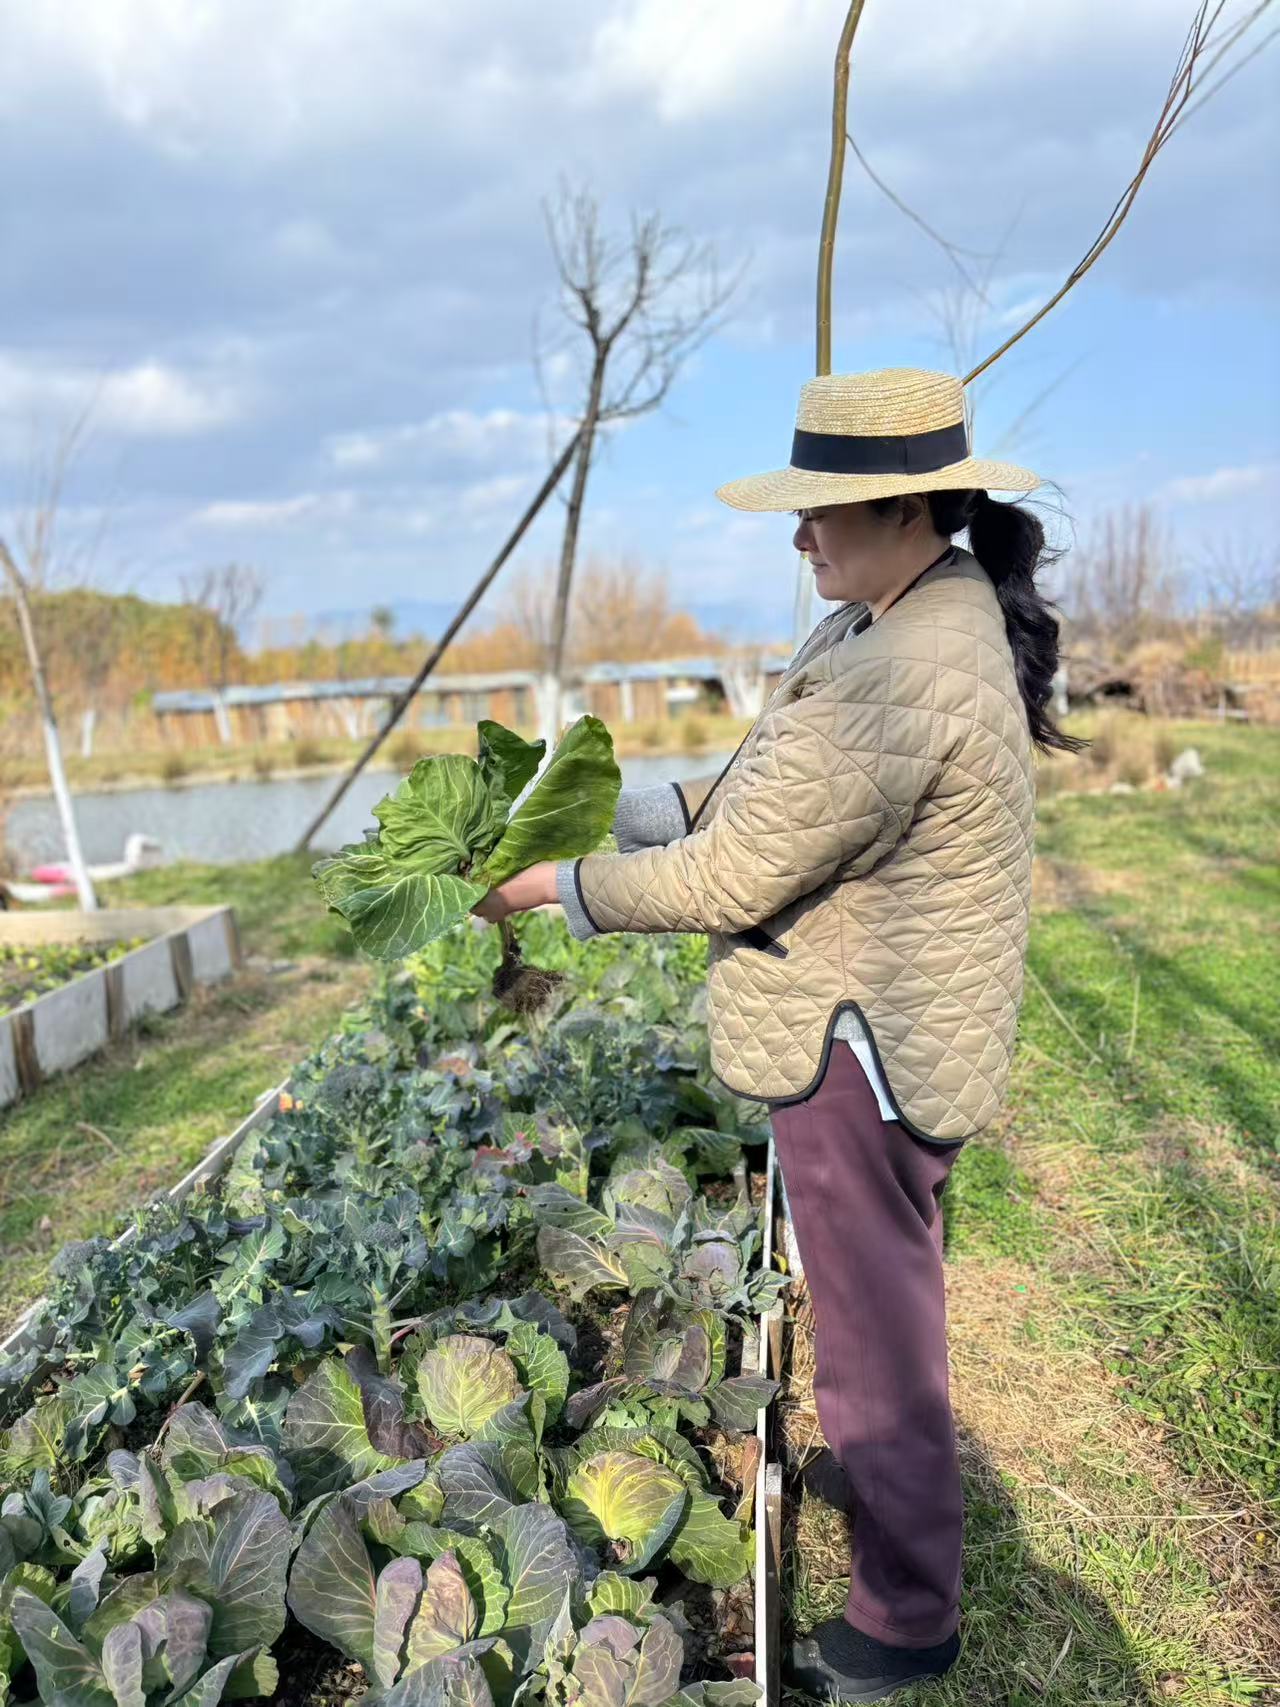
[612,783,689,852]
[555,859,599,940]
[556,785,691,940]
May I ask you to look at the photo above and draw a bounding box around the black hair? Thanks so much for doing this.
[870,490,1087,756]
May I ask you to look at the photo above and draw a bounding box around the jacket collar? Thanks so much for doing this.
[871,543,962,623]
[776,597,869,690]
[783,544,965,683]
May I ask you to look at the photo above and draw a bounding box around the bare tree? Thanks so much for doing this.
[1198,540,1280,648]
[534,182,742,740]
[481,557,715,674]
[179,563,263,744]
[1056,507,1184,657]
[0,426,98,909]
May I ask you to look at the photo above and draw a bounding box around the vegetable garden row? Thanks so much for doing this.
[0,944,147,1020]
[0,914,783,1707]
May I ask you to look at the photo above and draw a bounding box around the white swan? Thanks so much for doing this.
[29,833,164,886]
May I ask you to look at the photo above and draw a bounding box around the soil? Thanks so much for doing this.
[273,1616,368,1705]
[662,1577,755,1675]
[564,1294,628,1383]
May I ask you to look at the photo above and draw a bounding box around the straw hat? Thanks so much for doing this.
[715,367,1041,512]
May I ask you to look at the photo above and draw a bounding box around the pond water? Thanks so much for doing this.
[4,751,734,870]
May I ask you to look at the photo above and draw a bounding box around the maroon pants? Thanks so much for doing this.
[770,1043,964,1648]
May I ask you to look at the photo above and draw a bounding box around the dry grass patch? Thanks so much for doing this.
[1031,854,1151,915]
[947,1256,1279,1683]
[776,1254,1280,1697]
[1140,1117,1280,1206]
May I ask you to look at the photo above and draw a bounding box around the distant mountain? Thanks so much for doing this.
[304,595,792,649]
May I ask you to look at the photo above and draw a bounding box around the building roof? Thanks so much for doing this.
[151,654,786,715]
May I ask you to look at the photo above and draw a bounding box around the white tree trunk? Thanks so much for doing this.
[0,552,98,910]
[1050,662,1069,718]
[42,707,98,909]
[81,706,97,758]
[210,689,233,745]
[721,656,766,719]
[536,673,559,751]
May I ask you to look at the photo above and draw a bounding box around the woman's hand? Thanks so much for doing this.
[473,861,559,923]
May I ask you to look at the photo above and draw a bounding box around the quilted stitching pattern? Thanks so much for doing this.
[576,551,1035,1141]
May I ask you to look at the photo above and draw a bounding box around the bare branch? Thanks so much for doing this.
[964,0,1277,386]
[536,183,745,737]
[987,357,1087,458]
[179,563,264,690]
[1169,19,1280,135]
[845,130,991,302]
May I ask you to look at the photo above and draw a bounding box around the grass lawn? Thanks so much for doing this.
[1,716,1276,1704]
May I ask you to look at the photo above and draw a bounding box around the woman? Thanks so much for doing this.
[479,367,1082,1702]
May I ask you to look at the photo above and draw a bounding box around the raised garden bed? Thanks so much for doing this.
[0,919,782,1706]
[0,906,240,1108]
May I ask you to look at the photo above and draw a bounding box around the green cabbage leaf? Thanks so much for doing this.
[313,717,620,961]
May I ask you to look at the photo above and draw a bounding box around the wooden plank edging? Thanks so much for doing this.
[0,906,238,1109]
[755,1134,782,1704]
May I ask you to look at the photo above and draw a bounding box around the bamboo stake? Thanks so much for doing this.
[815,0,872,376]
[796,0,873,652]
[294,429,582,852]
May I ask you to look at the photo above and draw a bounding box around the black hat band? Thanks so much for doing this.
[790,419,969,476]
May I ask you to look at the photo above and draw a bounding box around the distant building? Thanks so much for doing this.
[150,653,791,748]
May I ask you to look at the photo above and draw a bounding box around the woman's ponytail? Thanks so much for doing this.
[926,489,1086,756]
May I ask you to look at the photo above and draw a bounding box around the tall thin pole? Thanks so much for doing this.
[295,429,582,852]
[544,357,606,744]
[796,0,872,651]
[815,0,871,377]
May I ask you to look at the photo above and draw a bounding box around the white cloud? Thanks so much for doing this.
[191,491,354,528]
[0,0,1271,619]
[325,409,571,473]
[586,0,1184,120]
[0,2,489,156]
[1157,464,1279,505]
[0,351,246,445]
[455,473,536,519]
[97,360,242,433]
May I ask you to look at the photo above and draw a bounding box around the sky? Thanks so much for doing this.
[0,0,1277,646]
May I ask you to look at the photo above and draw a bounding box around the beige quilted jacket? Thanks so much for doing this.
[565,547,1036,1143]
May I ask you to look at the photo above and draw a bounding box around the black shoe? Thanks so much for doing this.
[800,1449,852,1510]
[786,1617,959,1703]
